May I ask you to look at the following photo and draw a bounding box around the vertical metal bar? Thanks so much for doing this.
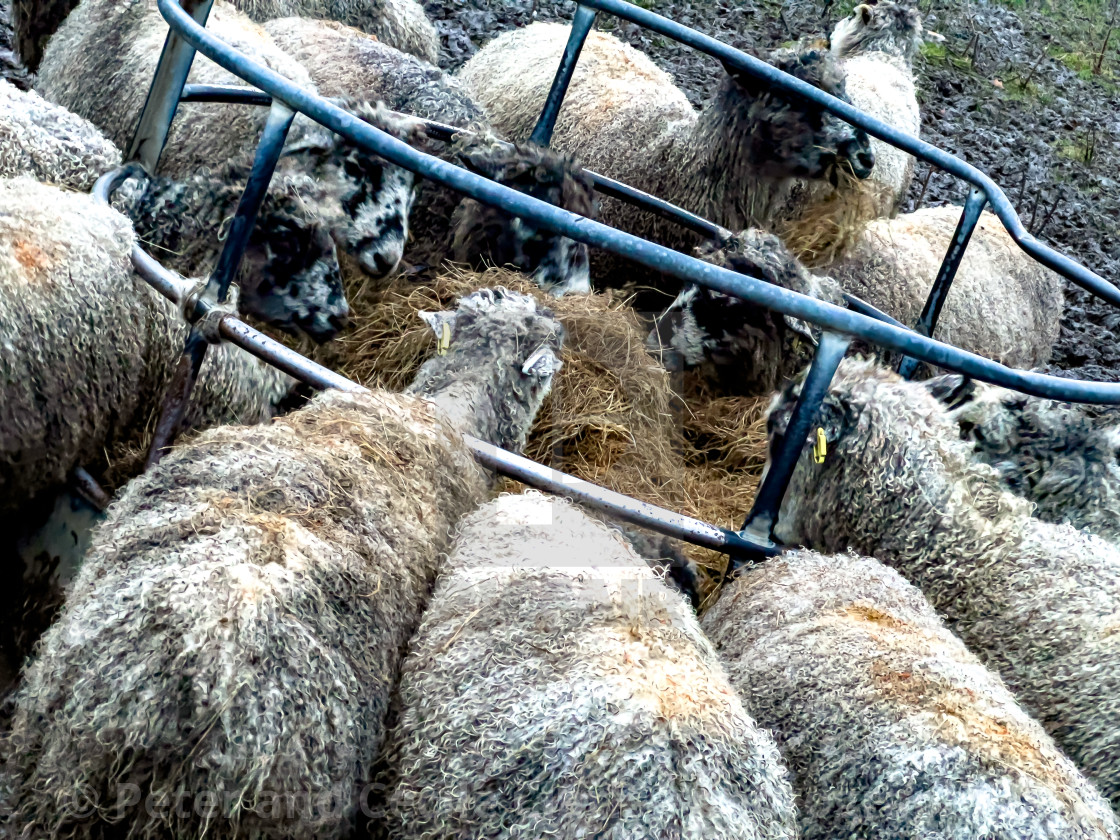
[206,100,295,303]
[144,100,294,468]
[145,329,209,468]
[737,331,852,555]
[126,0,216,171]
[529,4,597,147]
[898,187,987,379]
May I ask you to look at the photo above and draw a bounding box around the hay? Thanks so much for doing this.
[776,166,883,268]
[320,265,772,606]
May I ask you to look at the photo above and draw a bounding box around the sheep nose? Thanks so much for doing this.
[848,145,875,180]
[328,310,350,332]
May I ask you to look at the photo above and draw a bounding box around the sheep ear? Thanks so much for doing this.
[418,309,458,342]
[859,3,874,24]
[280,133,337,159]
[817,394,847,444]
[522,346,563,379]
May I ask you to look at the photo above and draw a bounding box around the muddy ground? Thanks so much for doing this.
[422,0,1120,382]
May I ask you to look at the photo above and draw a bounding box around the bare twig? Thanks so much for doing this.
[914,165,935,210]
[1035,190,1065,238]
[1019,49,1047,89]
[1029,189,1044,233]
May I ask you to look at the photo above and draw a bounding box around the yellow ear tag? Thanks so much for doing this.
[813,427,828,464]
[437,321,451,356]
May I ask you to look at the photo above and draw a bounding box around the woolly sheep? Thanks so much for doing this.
[1,287,565,840]
[924,374,1120,544]
[0,176,291,514]
[36,0,421,331]
[382,490,797,840]
[827,0,923,217]
[0,79,120,190]
[828,206,1064,370]
[264,17,596,295]
[112,161,350,341]
[704,549,1119,838]
[646,228,848,396]
[767,357,1120,808]
[458,25,873,294]
[237,0,437,62]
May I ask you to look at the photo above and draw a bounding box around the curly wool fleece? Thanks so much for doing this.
[0,79,121,191]
[1,286,564,840]
[704,550,1119,839]
[383,491,798,840]
[0,177,289,512]
[770,357,1120,812]
[1,390,489,840]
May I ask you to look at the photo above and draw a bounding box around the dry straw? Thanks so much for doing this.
[318,265,772,602]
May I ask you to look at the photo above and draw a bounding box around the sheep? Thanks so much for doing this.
[766,356,1120,809]
[1,287,565,840]
[0,176,293,514]
[828,206,1064,371]
[794,0,923,222]
[646,228,848,396]
[36,0,423,322]
[703,549,1120,838]
[0,79,121,190]
[922,374,1120,544]
[458,25,873,297]
[263,17,596,295]
[382,490,797,840]
[236,0,437,63]
[111,161,350,342]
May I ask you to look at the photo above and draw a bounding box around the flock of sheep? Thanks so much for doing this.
[1,0,1119,836]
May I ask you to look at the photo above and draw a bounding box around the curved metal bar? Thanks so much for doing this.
[574,0,1120,309]
[115,211,761,555]
[153,0,1120,404]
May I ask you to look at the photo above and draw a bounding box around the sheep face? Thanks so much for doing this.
[238,205,348,343]
[645,229,846,394]
[732,47,874,184]
[289,103,425,280]
[410,287,565,452]
[450,140,596,296]
[924,374,1120,538]
[831,1,924,63]
[763,357,978,548]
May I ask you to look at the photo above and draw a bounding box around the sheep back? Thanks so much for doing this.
[36,0,317,178]
[0,177,289,512]
[384,490,798,840]
[703,549,1119,839]
[237,0,437,62]
[829,207,1063,370]
[770,358,1120,809]
[0,79,121,190]
[843,51,919,214]
[2,388,488,840]
[457,22,694,169]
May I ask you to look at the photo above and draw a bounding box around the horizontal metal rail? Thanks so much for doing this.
[573,0,1120,310]
[109,201,761,558]
[152,0,1120,404]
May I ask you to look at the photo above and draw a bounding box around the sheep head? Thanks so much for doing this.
[450,136,596,297]
[763,358,1020,550]
[237,182,348,344]
[830,0,925,64]
[723,46,874,184]
[407,287,565,453]
[923,375,1120,536]
[284,102,426,280]
[645,229,846,395]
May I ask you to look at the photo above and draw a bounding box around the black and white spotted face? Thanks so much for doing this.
[332,147,417,278]
[239,212,348,343]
